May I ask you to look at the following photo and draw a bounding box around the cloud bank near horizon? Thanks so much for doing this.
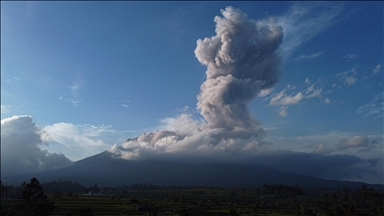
[1,115,73,177]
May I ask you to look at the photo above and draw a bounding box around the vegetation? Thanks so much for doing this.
[1,178,383,215]
[1,178,55,216]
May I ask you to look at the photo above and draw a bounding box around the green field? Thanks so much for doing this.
[2,186,384,216]
[2,189,297,215]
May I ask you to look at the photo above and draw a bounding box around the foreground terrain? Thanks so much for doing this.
[1,178,384,216]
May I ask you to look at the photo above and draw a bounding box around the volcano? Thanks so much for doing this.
[2,151,383,190]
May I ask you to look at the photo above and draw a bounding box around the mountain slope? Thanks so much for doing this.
[2,151,383,190]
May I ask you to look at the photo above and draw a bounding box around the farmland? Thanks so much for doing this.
[1,179,383,216]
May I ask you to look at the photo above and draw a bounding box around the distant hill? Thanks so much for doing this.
[2,151,383,190]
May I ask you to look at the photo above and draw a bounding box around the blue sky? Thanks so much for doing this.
[1,2,383,184]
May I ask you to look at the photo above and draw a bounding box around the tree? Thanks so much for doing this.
[79,207,94,216]
[179,209,190,216]
[20,177,55,216]
[52,191,63,206]
[53,191,62,199]
[90,184,100,195]
[1,180,6,197]
[229,209,239,216]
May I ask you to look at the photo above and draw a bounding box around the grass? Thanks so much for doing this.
[2,187,382,215]
[2,191,294,215]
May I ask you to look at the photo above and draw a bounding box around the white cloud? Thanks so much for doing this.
[344,76,357,85]
[294,51,324,61]
[269,131,383,161]
[270,90,303,105]
[269,85,322,106]
[373,63,382,75]
[338,136,370,150]
[120,100,130,108]
[1,105,13,114]
[304,77,310,85]
[5,77,21,84]
[324,98,331,104]
[69,84,81,92]
[278,106,288,117]
[343,53,359,60]
[357,92,383,119]
[43,123,118,161]
[59,96,81,107]
[278,2,343,58]
[68,76,84,96]
[336,68,357,86]
[259,88,274,97]
[1,115,72,177]
[313,144,326,154]
[62,76,85,107]
[305,84,322,98]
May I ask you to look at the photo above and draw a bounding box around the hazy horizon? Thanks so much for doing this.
[1,2,383,184]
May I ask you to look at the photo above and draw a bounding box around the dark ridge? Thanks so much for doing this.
[2,151,383,191]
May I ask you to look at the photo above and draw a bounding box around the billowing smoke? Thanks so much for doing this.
[110,6,283,162]
[195,6,283,135]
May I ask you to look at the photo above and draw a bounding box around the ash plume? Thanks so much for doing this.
[110,6,283,162]
[195,6,283,132]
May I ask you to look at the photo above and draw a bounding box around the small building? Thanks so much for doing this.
[137,204,158,216]
[1,192,21,200]
[131,199,140,204]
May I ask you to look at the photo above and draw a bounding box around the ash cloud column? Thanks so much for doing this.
[195,6,283,135]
